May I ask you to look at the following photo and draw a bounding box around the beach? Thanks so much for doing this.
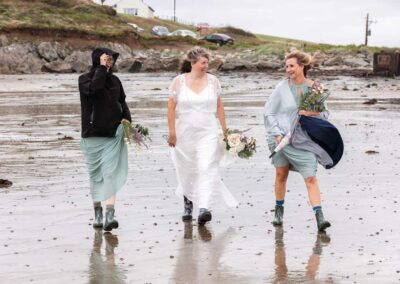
[0,72,399,283]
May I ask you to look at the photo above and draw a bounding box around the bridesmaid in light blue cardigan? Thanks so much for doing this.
[264,50,331,232]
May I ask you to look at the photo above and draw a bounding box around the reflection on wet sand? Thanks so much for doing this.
[273,227,332,283]
[172,222,247,283]
[1,74,400,282]
[88,229,126,284]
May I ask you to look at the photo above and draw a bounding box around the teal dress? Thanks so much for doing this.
[264,79,318,179]
[80,124,128,201]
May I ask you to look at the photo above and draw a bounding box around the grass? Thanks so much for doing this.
[0,0,397,52]
[0,0,133,38]
[255,33,395,54]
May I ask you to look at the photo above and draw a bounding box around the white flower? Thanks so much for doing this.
[227,133,243,148]
[229,143,246,154]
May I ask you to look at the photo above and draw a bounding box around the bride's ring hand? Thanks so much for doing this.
[167,134,177,147]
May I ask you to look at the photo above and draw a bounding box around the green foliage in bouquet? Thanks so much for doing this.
[299,84,329,112]
[224,129,257,159]
[122,120,151,148]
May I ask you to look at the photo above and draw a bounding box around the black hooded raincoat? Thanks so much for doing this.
[79,47,131,138]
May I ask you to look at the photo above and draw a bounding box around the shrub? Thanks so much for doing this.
[41,0,71,8]
[223,26,255,38]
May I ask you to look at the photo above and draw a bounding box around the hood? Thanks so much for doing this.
[91,47,120,68]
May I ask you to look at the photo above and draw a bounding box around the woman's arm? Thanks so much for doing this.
[299,110,319,116]
[89,54,109,96]
[119,82,132,122]
[167,97,177,147]
[264,87,282,137]
[217,96,227,134]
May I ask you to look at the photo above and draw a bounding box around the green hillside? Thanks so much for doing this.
[0,0,393,54]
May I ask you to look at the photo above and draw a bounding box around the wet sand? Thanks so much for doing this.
[0,73,400,283]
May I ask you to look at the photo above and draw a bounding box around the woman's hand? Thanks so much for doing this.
[223,128,228,140]
[168,133,177,147]
[275,135,282,145]
[121,118,130,124]
[100,54,108,66]
[299,110,319,116]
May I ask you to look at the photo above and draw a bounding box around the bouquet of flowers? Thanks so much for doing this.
[299,83,330,112]
[122,120,151,148]
[224,129,256,159]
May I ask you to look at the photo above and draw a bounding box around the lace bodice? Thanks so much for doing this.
[169,73,221,114]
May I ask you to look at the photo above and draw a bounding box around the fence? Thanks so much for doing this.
[156,15,196,27]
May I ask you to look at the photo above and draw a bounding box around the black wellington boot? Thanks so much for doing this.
[272,205,284,226]
[104,208,119,232]
[315,210,331,232]
[93,207,103,228]
[198,208,212,226]
[182,196,193,221]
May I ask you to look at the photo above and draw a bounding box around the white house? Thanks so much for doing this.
[99,0,155,18]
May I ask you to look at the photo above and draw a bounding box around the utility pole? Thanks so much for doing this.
[173,0,176,22]
[365,13,376,46]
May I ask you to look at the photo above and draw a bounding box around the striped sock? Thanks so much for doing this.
[276,200,285,206]
[313,205,322,213]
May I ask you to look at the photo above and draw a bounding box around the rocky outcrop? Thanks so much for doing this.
[64,51,92,73]
[0,34,9,47]
[342,56,370,68]
[0,43,44,74]
[208,58,224,71]
[140,57,164,72]
[0,38,374,75]
[256,59,282,71]
[53,42,73,59]
[42,60,73,73]
[162,57,180,71]
[324,55,344,66]
[38,42,59,62]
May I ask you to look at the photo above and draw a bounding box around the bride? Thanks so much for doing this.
[167,47,238,226]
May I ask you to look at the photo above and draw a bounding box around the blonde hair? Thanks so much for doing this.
[285,50,313,77]
[179,46,210,73]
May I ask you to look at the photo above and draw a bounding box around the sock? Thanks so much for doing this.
[313,205,322,213]
[106,204,114,210]
[93,202,101,208]
[276,200,285,206]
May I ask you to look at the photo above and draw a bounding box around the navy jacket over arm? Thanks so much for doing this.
[299,116,344,169]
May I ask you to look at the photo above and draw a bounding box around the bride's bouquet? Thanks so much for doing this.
[224,129,256,159]
[122,120,151,148]
[299,83,330,112]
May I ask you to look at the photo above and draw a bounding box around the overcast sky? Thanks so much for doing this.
[99,0,400,47]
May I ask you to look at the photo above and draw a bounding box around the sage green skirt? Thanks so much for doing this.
[80,124,128,202]
[268,138,317,179]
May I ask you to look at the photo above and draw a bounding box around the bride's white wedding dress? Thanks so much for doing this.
[169,73,238,209]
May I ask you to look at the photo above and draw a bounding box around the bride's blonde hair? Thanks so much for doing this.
[285,50,313,77]
[179,46,210,73]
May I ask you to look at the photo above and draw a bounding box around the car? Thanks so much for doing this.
[151,26,169,37]
[196,22,210,32]
[168,29,197,39]
[127,23,144,32]
[203,33,234,46]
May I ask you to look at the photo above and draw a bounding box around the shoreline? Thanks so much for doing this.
[0,73,399,283]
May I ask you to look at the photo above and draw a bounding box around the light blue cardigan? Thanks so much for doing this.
[264,79,329,139]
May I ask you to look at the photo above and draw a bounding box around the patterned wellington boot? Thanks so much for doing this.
[315,210,331,232]
[93,207,103,229]
[182,196,193,221]
[104,208,119,232]
[272,205,284,226]
[198,208,212,226]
